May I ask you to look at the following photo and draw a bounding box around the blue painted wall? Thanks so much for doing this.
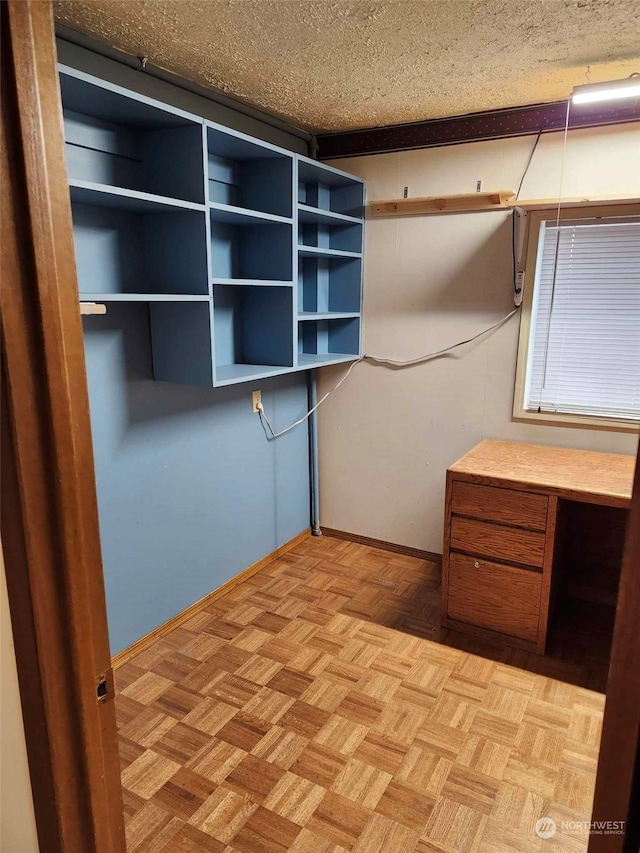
[61,40,311,655]
[84,305,310,654]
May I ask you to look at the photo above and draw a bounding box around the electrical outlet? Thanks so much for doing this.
[514,271,525,307]
[251,390,262,413]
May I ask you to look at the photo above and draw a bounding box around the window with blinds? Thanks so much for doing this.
[524,216,640,422]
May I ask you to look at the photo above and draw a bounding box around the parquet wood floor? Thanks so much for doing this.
[116,535,606,853]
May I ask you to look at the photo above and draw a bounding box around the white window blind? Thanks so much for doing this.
[525,217,640,421]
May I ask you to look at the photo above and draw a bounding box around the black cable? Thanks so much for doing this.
[512,121,548,295]
[512,209,518,294]
[516,120,548,201]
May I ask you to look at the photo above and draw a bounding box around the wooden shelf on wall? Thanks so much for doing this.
[370,192,640,218]
[370,190,516,217]
[506,194,640,210]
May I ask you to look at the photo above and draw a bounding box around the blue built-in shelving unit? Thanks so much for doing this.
[60,64,365,387]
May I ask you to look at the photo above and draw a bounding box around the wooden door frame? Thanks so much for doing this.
[1,2,125,851]
[589,447,640,853]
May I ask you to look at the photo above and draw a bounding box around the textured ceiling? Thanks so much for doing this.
[54,0,640,133]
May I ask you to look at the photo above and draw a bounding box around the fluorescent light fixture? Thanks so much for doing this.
[572,76,640,105]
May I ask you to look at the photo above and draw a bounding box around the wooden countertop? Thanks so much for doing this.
[449,440,636,507]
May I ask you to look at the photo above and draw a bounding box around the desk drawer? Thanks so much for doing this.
[448,553,541,641]
[450,516,545,568]
[451,482,547,531]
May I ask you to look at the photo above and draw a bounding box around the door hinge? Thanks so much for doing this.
[96,668,114,705]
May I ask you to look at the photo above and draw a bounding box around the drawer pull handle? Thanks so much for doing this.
[474,561,480,568]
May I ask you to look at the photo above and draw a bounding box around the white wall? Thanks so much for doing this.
[318,123,640,553]
[1,543,40,853]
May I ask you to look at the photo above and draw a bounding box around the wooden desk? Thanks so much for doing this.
[441,440,636,654]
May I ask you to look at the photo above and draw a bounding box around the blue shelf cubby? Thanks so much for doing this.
[298,256,362,315]
[213,285,294,385]
[209,212,293,283]
[298,157,364,218]
[298,317,361,368]
[72,202,209,297]
[61,68,205,205]
[207,126,293,218]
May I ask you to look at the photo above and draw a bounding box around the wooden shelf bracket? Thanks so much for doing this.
[80,302,107,316]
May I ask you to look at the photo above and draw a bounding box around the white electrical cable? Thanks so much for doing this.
[258,307,520,439]
[364,307,520,367]
[258,356,362,438]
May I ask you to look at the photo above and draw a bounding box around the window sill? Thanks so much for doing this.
[512,408,640,434]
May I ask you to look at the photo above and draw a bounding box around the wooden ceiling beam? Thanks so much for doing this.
[318,99,640,160]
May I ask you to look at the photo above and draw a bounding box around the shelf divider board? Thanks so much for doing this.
[201,123,217,381]
[215,363,295,385]
[298,312,360,320]
[78,293,210,302]
[209,202,291,225]
[292,156,300,368]
[298,203,361,225]
[297,352,360,368]
[201,131,214,297]
[211,278,293,287]
[69,180,206,212]
[298,245,361,259]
